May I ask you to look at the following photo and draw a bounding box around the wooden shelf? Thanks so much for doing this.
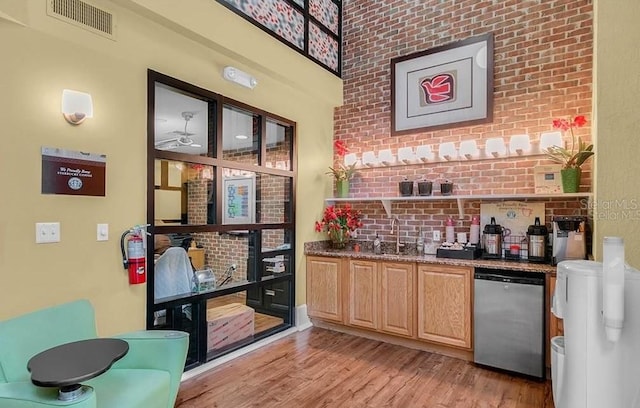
[326,192,593,218]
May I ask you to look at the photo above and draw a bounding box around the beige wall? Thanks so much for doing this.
[593,0,640,264]
[0,0,340,334]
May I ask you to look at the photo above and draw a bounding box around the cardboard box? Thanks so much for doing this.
[206,303,254,352]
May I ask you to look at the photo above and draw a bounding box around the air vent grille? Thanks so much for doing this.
[47,0,116,40]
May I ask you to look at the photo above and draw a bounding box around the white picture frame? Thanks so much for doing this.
[222,175,256,224]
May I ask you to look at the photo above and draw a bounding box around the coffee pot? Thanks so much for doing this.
[482,217,503,259]
[527,217,548,263]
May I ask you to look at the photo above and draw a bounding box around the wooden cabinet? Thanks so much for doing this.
[306,256,344,322]
[380,262,415,337]
[347,260,379,329]
[417,264,472,349]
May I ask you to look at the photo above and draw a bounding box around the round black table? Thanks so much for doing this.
[27,338,129,401]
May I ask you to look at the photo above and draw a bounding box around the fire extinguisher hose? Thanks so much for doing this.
[120,231,129,270]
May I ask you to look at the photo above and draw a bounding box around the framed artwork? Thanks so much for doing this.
[223,175,256,224]
[391,33,494,135]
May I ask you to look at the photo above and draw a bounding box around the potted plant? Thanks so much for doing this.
[314,204,363,249]
[543,115,594,193]
[326,140,356,198]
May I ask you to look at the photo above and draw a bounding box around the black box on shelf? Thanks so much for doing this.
[436,246,482,260]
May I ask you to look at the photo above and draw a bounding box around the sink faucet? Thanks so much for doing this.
[390,216,402,254]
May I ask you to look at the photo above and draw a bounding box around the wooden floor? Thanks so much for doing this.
[176,327,555,408]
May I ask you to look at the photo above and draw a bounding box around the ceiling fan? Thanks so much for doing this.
[155,111,203,150]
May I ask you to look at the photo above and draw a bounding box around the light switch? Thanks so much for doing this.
[36,222,60,244]
[97,223,109,241]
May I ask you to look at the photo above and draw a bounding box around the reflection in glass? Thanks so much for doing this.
[154,160,215,226]
[255,174,291,224]
[222,105,259,165]
[154,83,210,156]
[265,120,292,170]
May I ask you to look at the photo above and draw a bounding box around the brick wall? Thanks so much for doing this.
[335,0,593,196]
[332,0,593,246]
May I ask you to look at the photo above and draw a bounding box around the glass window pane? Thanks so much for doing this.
[256,174,291,224]
[261,254,291,281]
[154,160,215,226]
[222,105,259,165]
[153,231,258,303]
[265,120,292,171]
[154,83,212,156]
[248,281,291,334]
[262,228,292,252]
[152,302,199,366]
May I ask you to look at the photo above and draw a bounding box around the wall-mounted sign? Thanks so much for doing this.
[41,147,106,196]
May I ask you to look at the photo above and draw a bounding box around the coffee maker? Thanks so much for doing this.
[482,217,503,259]
[551,215,587,265]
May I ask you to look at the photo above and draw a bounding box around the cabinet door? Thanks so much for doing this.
[306,256,343,322]
[347,260,378,330]
[417,264,472,349]
[380,262,415,337]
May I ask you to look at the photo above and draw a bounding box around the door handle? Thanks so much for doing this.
[265,289,276,296]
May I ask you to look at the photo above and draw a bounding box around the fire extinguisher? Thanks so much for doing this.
[120,225,149,284]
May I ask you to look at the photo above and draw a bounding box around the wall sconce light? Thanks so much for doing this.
[344,153,358,167]
[416,145,434,162]
[378,149,395,165]
[397,147,415,164]
[438,142,458,161]
[61,89,93,125]
[223,66,258,89]
[459,140,479,160]
[539,131,563,151]
[485,137,507,157]
[362,151,378,167]
[509,134,531,155]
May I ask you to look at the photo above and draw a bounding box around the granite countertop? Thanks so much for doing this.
[304,241,557,274]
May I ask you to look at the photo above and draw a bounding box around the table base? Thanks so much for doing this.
[59,384,89,401]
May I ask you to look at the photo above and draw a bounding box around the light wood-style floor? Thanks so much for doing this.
[176,327,555,408]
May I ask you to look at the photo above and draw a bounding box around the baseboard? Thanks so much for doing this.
[295,304,312,331]
[180,326,298,382]
[312,318,474,362]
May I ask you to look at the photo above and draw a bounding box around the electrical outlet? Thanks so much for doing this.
[433,230,441,242]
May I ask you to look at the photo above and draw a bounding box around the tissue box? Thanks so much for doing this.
[206,303,254,352]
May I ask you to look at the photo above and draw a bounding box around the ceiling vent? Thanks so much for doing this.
[47,0,116,40]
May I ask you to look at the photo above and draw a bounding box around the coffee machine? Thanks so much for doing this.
[552,216,587,265]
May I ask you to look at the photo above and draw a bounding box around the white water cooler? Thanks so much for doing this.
[551,237,640,408]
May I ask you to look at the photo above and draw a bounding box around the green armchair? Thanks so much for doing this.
[0,300,188,407]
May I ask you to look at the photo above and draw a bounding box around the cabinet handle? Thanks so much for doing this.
[265,289,276,296]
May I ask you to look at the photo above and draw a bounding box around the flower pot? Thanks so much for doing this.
[399,180,414,196]
[561,167,581,193]
[417,181,433,196]
[440,181,453,196]
[336,179,349,198]
[328,229,348,249]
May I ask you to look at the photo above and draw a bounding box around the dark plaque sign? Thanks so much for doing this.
[41,147,106,196]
